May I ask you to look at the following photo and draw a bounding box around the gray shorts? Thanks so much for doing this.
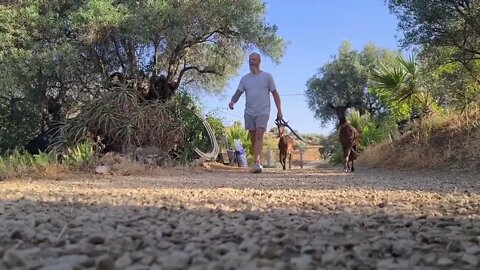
[244,113,269,131]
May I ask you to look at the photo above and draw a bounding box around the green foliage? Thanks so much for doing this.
[301,133,326,145]
[172,92,214,162]
[59,87,217,163]
[346,109,370,132]
[61,86,183,149]
[418,46,480,112]
[206,113,226,145]
[387,0,480,116]
[0,98,43,154]
[369,54,441,124]
[305,42,399,125]
[329,147,344,165]
[0,0,286,154]
[62,141,97,167]
[359,118,396,147]
[388,0,480,61]
[0,150,58,176]
[226,122,252,156]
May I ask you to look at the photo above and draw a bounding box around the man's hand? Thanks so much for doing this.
[276,111,283,121]
[228,101,235,110]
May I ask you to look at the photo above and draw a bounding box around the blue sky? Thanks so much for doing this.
[198,0,402,135]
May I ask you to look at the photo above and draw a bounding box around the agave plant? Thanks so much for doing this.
[62,141,96,167]
[346,108,371,132]
[226,122,251,153]
[58,86,185,155]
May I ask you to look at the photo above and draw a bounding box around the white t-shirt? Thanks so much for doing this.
[237,71,277,116]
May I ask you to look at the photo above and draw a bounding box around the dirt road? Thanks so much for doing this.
[1,162,479,269]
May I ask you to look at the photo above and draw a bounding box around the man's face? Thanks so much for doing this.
[249,55,260,69]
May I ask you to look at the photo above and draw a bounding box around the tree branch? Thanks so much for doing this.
[176,65,221,86]
[111,36,126,73]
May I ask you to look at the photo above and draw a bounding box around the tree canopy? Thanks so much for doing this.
[0,0,287,152]
[388,0,480,68]
[305,42,399,125]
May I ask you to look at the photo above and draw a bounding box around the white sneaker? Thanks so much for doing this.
[251,163,263,173]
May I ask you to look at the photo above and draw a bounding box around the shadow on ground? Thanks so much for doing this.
[1,198,479,269]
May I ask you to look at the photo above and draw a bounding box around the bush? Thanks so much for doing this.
[0,99,43,154]
[62,141,98,167]
[58,87,217,164]
[0,150,60,178]
[329,146,344,165]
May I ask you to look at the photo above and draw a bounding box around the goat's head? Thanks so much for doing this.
[275,118,287,137]
[328,101,351,122]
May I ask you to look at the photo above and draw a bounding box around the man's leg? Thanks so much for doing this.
[253,127,265,165]
[250,114,269,173]
[248,130,256,156]
[244,113,256,156]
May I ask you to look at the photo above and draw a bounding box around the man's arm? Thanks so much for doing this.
[271,90,283,120]
[228,90,243,109]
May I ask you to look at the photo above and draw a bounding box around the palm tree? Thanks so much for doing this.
[370,54,434,120]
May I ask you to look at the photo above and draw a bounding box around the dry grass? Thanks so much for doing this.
[0,164,69,180]
[360,111,480,170]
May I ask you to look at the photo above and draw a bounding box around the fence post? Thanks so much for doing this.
[266,147,272,167]
[300,148,304,168]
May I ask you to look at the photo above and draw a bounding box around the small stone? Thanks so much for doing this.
[321,248,338,264]
[437,257,454,266]
[10,230,23,240]
[54,255,93,268]
[157,251,189,270]
[447,240,464,252]
[125,264,150,270]
[3,250,26,268]
[290,255,313,270]
[244,213,260,221]
[140,255,155,265]
[466,245,480,254]
[461,254,478,266]
[260,246,280,259]
[115,252,132,269]
[88,236,106,245]
[392,241,411,256]
[96,255,117,270]
[95,165,110,175]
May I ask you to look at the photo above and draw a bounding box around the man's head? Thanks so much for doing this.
[249,53,261,73]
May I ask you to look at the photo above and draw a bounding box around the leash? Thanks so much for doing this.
[274,118,307,143]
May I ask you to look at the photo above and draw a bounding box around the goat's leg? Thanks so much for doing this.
[288,152,291,169]
[344,149,351,173]
[279,152,286,170]
[351,159,355,173]
[279,152,283,169]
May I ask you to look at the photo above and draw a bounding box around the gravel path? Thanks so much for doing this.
[1,163,479,270]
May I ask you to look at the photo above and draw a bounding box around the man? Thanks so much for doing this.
[228,52,283,173]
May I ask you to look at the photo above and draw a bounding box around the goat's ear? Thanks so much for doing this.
[327,102,335,110]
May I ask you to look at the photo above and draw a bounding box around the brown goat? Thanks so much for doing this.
[329,102,360,173]
[276,121,295,170]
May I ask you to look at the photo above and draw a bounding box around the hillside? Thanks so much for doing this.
[359,114,480,171]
